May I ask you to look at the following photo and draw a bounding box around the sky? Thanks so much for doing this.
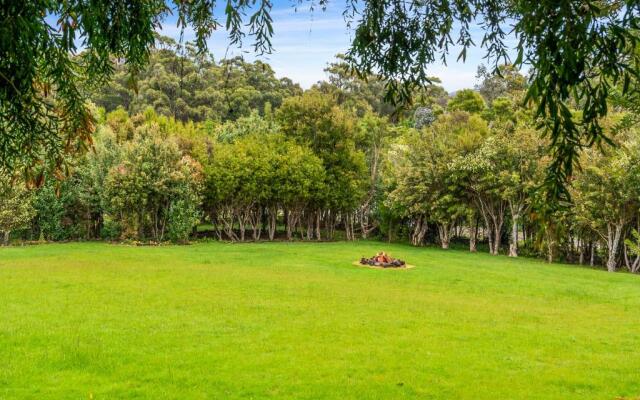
[158,1,519,92]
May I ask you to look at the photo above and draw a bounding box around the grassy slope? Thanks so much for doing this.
[0,241,639,399]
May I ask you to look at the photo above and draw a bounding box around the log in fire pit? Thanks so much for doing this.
[359,252,406,268]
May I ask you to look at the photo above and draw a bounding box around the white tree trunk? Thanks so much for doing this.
[315,211,321,241]
[492,223,502,256]
[606,223,623,272]
[578,239,584,265]
[268,210,276,241]
[508,216,519,257]
[411,216,427,246]
[469,221,477,252]
[438,223,451,249]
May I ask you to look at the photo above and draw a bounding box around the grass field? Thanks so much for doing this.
[1,241,639,399]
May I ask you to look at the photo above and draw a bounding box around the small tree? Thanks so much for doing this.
[572,144,640,272]
[447,89,486,114]
[104,129,203,242]
[0,176,35,245]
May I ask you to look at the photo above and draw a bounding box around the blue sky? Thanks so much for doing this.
[158,1,519,92]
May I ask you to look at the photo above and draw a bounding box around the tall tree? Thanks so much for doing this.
[572,141,640,272]
[276,91,367,239]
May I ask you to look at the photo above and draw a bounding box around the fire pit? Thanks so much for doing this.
[357,252,411,269]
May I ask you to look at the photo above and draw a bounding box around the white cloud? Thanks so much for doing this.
[154,4,525,91]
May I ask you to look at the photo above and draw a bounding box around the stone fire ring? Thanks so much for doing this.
[352,261,416,270]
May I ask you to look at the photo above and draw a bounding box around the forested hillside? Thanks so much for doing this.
[2,40,640,274]
[90,36,303,122]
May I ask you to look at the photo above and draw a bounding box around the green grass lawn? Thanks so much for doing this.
[1,241,639,399]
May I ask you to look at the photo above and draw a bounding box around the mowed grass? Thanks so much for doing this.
[1,241,639,399]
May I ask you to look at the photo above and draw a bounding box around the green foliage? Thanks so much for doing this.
[3,0,640,202]
[215,110,278,143]
[0,1,284,177]
[167,199,201,243]
[277,91,368,212]
[91,45,302,123]
[0,175,34,244]
[475,64,527,103]
[33,182,68,241]
[104,129,203,242]
[447,90,486,114]
[203,131,325,240]
[100,218,123,241]
[570,134,640,269]
[387,111,489,246]
[346,0,640,196]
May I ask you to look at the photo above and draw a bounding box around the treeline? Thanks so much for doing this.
[3,44,640,274]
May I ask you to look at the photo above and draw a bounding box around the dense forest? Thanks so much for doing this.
[2,38,640,274]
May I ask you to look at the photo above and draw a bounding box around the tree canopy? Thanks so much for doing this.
[3,0,640,192]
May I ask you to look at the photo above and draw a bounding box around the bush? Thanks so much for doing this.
[101,219,122,241]
[167,199,201,243]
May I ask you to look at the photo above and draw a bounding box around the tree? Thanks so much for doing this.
[356,112,396,238]
[0,176,34,245]
[572,142,640,272]
[315,54,448,118]
[104,128,202,242]
[276,91,367,239]
[388,111,488,248]
[5,1,639,195]
[203,132,324,241]
[475,64,528,104]
[623,229,640,273]
[74,126,123,239]
[0,1,276,178]
[475,128,547,257]
[33,178,77,241]
[346,1,640,195]
[92,46,302,123]
[447,90,486,114]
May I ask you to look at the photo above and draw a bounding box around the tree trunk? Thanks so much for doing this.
[481,213,494,254]
[508,215,519,257]
[138,212,145,240]
[438,223,451,249]
[360,212,367,239]
[306,212,313,241]
[411,216,427,246]
[315,211,321,241]
[623,243,640,273]
[546,234,555,263]
[350,213,355,241]
[286,214,293,241]
[590,241,595,266]
[345,213,352,241]
[606,223,623,272]
[267,208,277,241]
[238,218,246,241]
[286,209,301,241]
[2,231,9,246]
[492,224,502,255]
[469,218,478,252]
[578,239,584,265]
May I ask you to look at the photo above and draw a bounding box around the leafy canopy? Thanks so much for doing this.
[2,0,640,195]
[346,0,640,197]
